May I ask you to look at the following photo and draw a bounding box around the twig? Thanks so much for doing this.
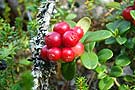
[113,78,120,87]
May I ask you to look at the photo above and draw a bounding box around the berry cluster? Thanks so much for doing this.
[122,2,135,24]
[40,22,84,62]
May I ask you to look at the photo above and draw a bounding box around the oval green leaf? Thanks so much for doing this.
[66,20,76,28]
[130,10,135,20]
[110,66,123,77]
[61,61,76,80]
[76,17,91,34]
[81,51,98,69]
[119,84,130,90]
[84,42,96,52]
[98,48,113,63]
[84,30,112,43]
[99,76,114,90]
[115,55,131,66]
[98,72,107,79]
[96,65,107,73]
[116,36,127,45]
[65,13,77,20]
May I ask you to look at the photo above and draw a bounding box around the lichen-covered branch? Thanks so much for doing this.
[30,0,56,90]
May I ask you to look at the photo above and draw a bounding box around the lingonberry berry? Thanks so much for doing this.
[122,6,134,21]
[44,32,61,48]
[62,31,79,47]
[40,45,48,60]
[71,26,84,39]
[53,22,70,35]
[61,48,75,62]
[71,42,84,56]
[47,47,61,61]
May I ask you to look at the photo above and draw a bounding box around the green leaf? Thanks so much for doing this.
[125,38,134,49]
[124,75,135,83]
[80,32,89,43]
[99,76,114,90]
[96,65,107,73]
[116,36,127,45]
[106,20,121,35]
[68,0,73,3]
[76,17,91,34]
[66,20,76,28]
[84,30,112,43]
[115,55,131,66]
[106,2,121,9]
[61,61,76,80]
[118,84,130,90]
[98,48,113,63]
[105,37,116,44]
[19,58,31,66]
[98,72,107,79]
[20,71,34,90]
[84,42,96,52]
[57,8,64,15]
[81,51,98,69]
[106,20,130,36]
[130,10,135,20]
[118,20,130,35]
[110,66,123,77]
[65,13,77,20]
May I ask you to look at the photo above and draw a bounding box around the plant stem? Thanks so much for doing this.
[113,78,120,87]
[88,71,96,87]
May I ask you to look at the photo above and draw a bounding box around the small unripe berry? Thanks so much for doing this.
[72,42,84,56]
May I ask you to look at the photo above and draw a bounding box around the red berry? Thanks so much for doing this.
[71,42,84,56]
[62,31,79,47]
[122,6,134,21]
[47,47,61,61]
[61,48,75,62]
[40,45,48,60]
[44,32,61,48]
[71,26,84,39]
[53,22,70,35]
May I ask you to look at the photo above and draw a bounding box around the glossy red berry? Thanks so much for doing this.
[71,42,84,56]
[53,22,70,35]
[62,31,79,47]
[40,45,48,60]
[61,48,75,62]
[47,47,61,61]
[44,32,61,48]
[71,26,84,39]
[122,6,134,21]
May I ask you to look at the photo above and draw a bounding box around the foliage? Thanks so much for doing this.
[75,76,88,90]
[1,0,135,90]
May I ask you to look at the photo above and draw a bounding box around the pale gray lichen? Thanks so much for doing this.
[30,0,56,90]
